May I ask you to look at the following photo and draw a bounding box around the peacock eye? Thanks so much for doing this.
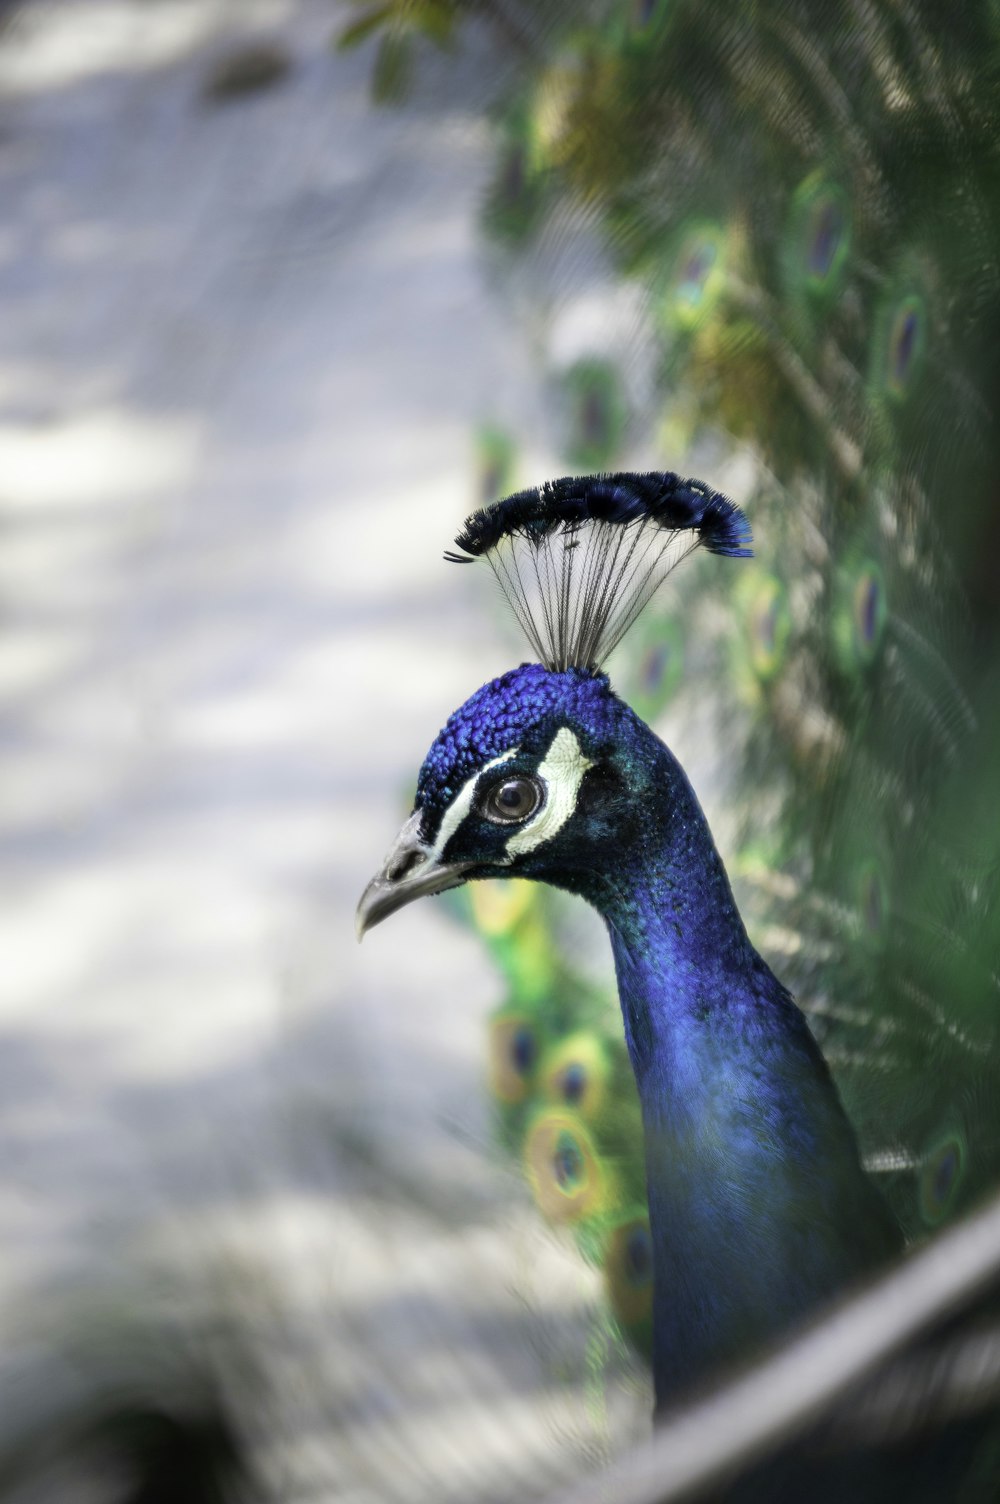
[481,774,543,825]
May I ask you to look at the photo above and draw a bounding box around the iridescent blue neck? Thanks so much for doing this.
[565,726,901,1410]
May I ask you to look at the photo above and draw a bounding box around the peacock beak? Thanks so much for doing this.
[355,810,473,940]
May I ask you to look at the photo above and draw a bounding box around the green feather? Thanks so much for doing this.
[561,358,627,471]
[782,174,852,307]
[522,1107,617,1226]
[601,1209,654,1355]
[657,221,730,333]
[623,614,685,723]
[831,555,888,678]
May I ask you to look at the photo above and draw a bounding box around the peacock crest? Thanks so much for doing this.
[444,471,751,672]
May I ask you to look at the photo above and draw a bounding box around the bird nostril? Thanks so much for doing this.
[386,848,426,883]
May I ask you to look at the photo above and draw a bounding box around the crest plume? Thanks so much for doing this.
[445,471,752,671]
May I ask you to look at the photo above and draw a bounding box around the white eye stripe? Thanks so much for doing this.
[430,727,592,864]
[505,727,593,857]
[430,746,519,861]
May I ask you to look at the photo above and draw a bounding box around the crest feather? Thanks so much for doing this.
[445,471,752,671]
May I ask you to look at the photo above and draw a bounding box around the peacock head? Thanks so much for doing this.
[356,472,751,937]
[356,662,647,935]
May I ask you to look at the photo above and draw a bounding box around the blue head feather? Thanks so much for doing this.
[416,663,614,826]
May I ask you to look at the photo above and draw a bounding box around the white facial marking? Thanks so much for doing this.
[431,747,519,861]
[505,726,593,858]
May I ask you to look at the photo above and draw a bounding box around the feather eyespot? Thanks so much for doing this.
[832,558,888,675]
[786,176,851,298]
[480,774,543,825]
[554,1132,584,1189]
[660,223,728,330]
[806,195,847,281]
[745,575,791,681]
[641,642,671,693]
[869,287,928,405]
[523,1109,607,1223]
[604,1212,654,1339]
[487,1005,548,1104]
[561,1063,586,1104]
[852,566,886,662]
[541,1031,612,1122]
[886,295,926,397]
[857,859,887,940]
[630,0,662,32]
[512,1025,537,1074]
[919,1130,966,1227]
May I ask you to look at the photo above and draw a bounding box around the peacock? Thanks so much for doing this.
[356,469,911,1411]
[343,0,1000,1489]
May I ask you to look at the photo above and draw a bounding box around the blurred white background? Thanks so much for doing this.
[0,2,649,1497]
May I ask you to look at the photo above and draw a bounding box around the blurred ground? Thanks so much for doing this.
[0,2,647,1498]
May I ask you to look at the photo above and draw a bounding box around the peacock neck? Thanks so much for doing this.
[599,764,757,1066]
[572,732,901,1411]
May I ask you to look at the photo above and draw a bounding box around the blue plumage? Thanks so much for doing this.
[416,665,615,835]
[359,488,903,1412]
[408,663,901,1408]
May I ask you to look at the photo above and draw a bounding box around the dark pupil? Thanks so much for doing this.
[497,780,529,813]
[554,1137,583,1188]
[809,201,843,277]
[582,389,608,444]
[860,577,879,643]
[756,598,778,654]
[893,309,917,379]
[934,1146,958,1203]
[683,245,713,287]
[643,644,668,691]
[512,1026,535,1074]
[562,1063,586,1103]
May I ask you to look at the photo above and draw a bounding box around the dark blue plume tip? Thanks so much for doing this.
[444,471,753,561]
[698,490,754,558]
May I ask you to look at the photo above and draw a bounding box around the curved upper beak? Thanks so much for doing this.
[355,810,473,941]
